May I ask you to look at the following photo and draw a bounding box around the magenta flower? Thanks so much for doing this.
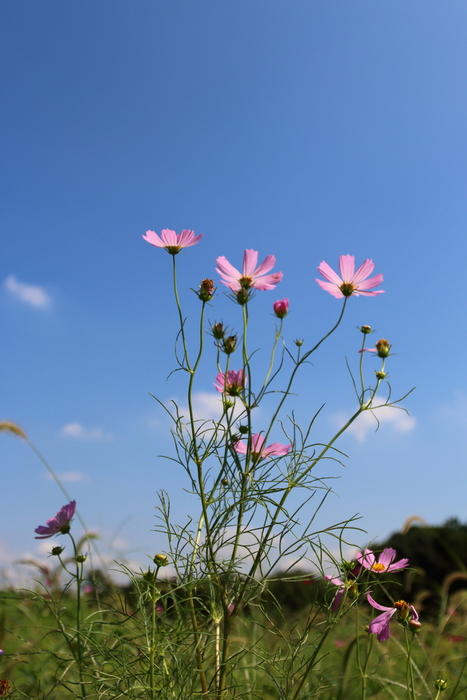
[143,229,203,255]
[325,575,346,611]
[273,298,290,318]
[235,434,291,461]
[34,500,76,539]
[316,255,384,298]
[357,548,409,574]
[216,249,283,292]
[367,592,419,642]
[214,370,247,396]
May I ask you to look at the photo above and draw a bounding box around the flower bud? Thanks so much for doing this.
[198,278,215,302]
[273,298,289,319]
[375,371,387,380]
[51,546,64,556]
[433,679,448,691]
[375,339,391,358]
[238,425,249,434]
[221,478,229,486]
[360,325,372,334]
[294,338,304,347]
[211,322,225,340]
[154,553,169,567]
[408,619,422,632]
[222,335,238,355]
[76,554,87,563]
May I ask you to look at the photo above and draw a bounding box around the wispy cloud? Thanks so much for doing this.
[45,471,89,483]
[172,391,253,425]
[4,274,52,309]
[60,422,114,442]
[332,406,416,443]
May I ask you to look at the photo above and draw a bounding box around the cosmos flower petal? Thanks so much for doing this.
[357,549,376,569]
[352,259,375,284]
[387,558,410,572]
[262,442,292,456]
[355,274,384,291]
[215,256,242,282]
[250,254,277,278]
[315,280,344,298]
[242,249,259,277]
[252,272,284,290]
[338,255,356,281]
[367,592,392,612]
[378,548,396,568]
[317,261,343,285]
[143,230,165,247]
[370,609,396,642]
[160,229,178,246]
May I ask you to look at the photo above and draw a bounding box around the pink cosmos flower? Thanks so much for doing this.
[235,434,291,460]
[214,370,247,396]
[357,548,409,574]
[273,298,290,318]
[325,575,346,611]
[143,229,203,255]
[34,500,76,539]
[316,255,384,298]
[216,249,283,292]
[367,592,419,642]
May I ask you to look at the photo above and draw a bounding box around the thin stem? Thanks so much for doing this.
[68,533,87,699]
[172,254,192,371]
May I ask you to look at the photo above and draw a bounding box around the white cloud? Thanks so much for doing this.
[175,391,253,424]
[332,405,416,443]
[4,274,52,309]
[45,471,89,483]
[60,422,114,442]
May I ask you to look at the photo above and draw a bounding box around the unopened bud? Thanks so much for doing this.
[408,619,422,632]
[238,425,249,434]
[273,298,290,319]
[198,278,215,302]
[222,335,238,355]
[433,679,448,691]
[51,546,64,556]
[294,338,304,347]
[154,553,169,567]
[76,554,87,563]
[375,371,387,380]
[360,325,372,334]
[221,478,229,486]
[211,322,225,340]
[375,339,391,358]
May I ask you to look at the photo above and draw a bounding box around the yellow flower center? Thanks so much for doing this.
[239,276,253,289]
[339,282,356,297]
[371,563,386,572]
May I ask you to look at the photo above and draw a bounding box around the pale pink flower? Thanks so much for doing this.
[35,501,76,539]
[143,229,203,255]
[273,298,289,318]
[235,434,291,460]
[214,370,247,396]
[316,255,384,298]
[367,592,419,642]
[357,548,409,574]
[325,575,346,611]
[216,249,283,292]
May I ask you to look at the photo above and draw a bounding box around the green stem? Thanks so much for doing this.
[172,254,192,371]
[68,533,87,699]
[405,628,416,700]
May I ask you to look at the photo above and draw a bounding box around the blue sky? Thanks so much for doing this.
[2,1,467,581]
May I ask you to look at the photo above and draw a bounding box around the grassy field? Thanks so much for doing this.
[1,575,466,699]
